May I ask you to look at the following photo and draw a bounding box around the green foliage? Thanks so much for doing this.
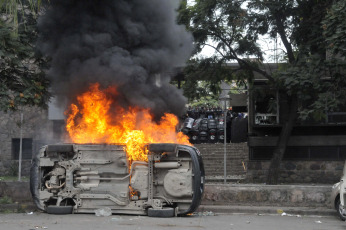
[7,161,18,176]
[323,0,346,57]
[275,55,346,121]
[0,196,13,204]
[189,95,219,107]
[0,0,41,28]
[179,0,346,123]
[0,175,28,181]
[181,62,222,103]
[0,1,50,112]
[179,0,262,59]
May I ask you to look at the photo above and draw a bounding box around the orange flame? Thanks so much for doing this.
[65,83,191,162]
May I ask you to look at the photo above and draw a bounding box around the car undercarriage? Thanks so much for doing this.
[30,143,204,217]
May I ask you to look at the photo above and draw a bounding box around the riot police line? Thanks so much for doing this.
[180,107,248,144]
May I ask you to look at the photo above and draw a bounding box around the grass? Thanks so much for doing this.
[0,196,13,204]
[0,176,29,182]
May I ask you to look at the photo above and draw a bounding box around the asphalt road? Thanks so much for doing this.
[0,212,344,230]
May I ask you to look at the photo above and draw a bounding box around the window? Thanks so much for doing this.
[253,87,279,125]
[12,138,33,160]
[250,147,274,160]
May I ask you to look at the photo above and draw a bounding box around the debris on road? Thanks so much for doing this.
[195,211,216,216]
[95,207,112,217]
[277,209,284,214]
[315,220,322,224]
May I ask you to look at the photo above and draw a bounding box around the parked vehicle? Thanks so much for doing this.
[331,160,346,221]
[30,143,205,217]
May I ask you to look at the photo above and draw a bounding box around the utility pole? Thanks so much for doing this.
[223,100,227,184]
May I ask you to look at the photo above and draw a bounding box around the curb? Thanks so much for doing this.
[197,205,336,217]
[0,202,36,213]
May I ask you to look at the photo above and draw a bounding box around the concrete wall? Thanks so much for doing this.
[195,143,344,184]
[202,184,332,208]
[0,182,333,209]
[0,182,31,202]
[246,160,344,184]
[0,107,56,176]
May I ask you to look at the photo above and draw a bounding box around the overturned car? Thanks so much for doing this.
[30,143,204,217]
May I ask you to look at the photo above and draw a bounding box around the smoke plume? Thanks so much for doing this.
[37,0,193,118]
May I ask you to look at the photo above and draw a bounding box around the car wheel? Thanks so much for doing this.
[336,199,346,221]
[46,206,73,215]
[148,207,175,217]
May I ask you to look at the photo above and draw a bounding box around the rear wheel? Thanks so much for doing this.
[148,207,175,217]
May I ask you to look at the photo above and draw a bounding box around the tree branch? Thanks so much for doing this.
[274,14,295,64]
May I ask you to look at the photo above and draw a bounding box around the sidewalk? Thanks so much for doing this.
[197,205,335,216]
[0,181,337,217]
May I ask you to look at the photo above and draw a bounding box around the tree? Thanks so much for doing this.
[179,0,346,184]
[0,1,50,111]
[323,0,346,57]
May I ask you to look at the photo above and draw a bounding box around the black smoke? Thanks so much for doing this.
[37,0,193,118]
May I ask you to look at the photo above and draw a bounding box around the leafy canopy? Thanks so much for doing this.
[0,0,50,112]
[179,0,346,121]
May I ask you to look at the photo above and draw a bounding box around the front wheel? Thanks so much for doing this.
[336,199,346,221]
[46,206,73,215]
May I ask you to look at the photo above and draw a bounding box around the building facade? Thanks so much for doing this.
[0,105,65,176]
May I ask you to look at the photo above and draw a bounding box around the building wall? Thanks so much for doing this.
[0,107,57,176]
[196,143,343,184]
[246,160,344,184]
[0,106,343,184]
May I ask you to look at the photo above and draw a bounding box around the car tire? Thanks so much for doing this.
[148,207,175,217]
[46,206,73,215]
[336,199,346,221]
[30,152,44,211]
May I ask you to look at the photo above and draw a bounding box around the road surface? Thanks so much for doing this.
[0,212,343,230]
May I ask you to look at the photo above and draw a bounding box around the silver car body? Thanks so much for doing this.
[331,160,346,221]
[30,143,205,216]
[340,160,346,218]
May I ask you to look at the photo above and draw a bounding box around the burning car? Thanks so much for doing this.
[30,143,204,217]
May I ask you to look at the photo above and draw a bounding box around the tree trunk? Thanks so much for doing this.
[266,96,298,185]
